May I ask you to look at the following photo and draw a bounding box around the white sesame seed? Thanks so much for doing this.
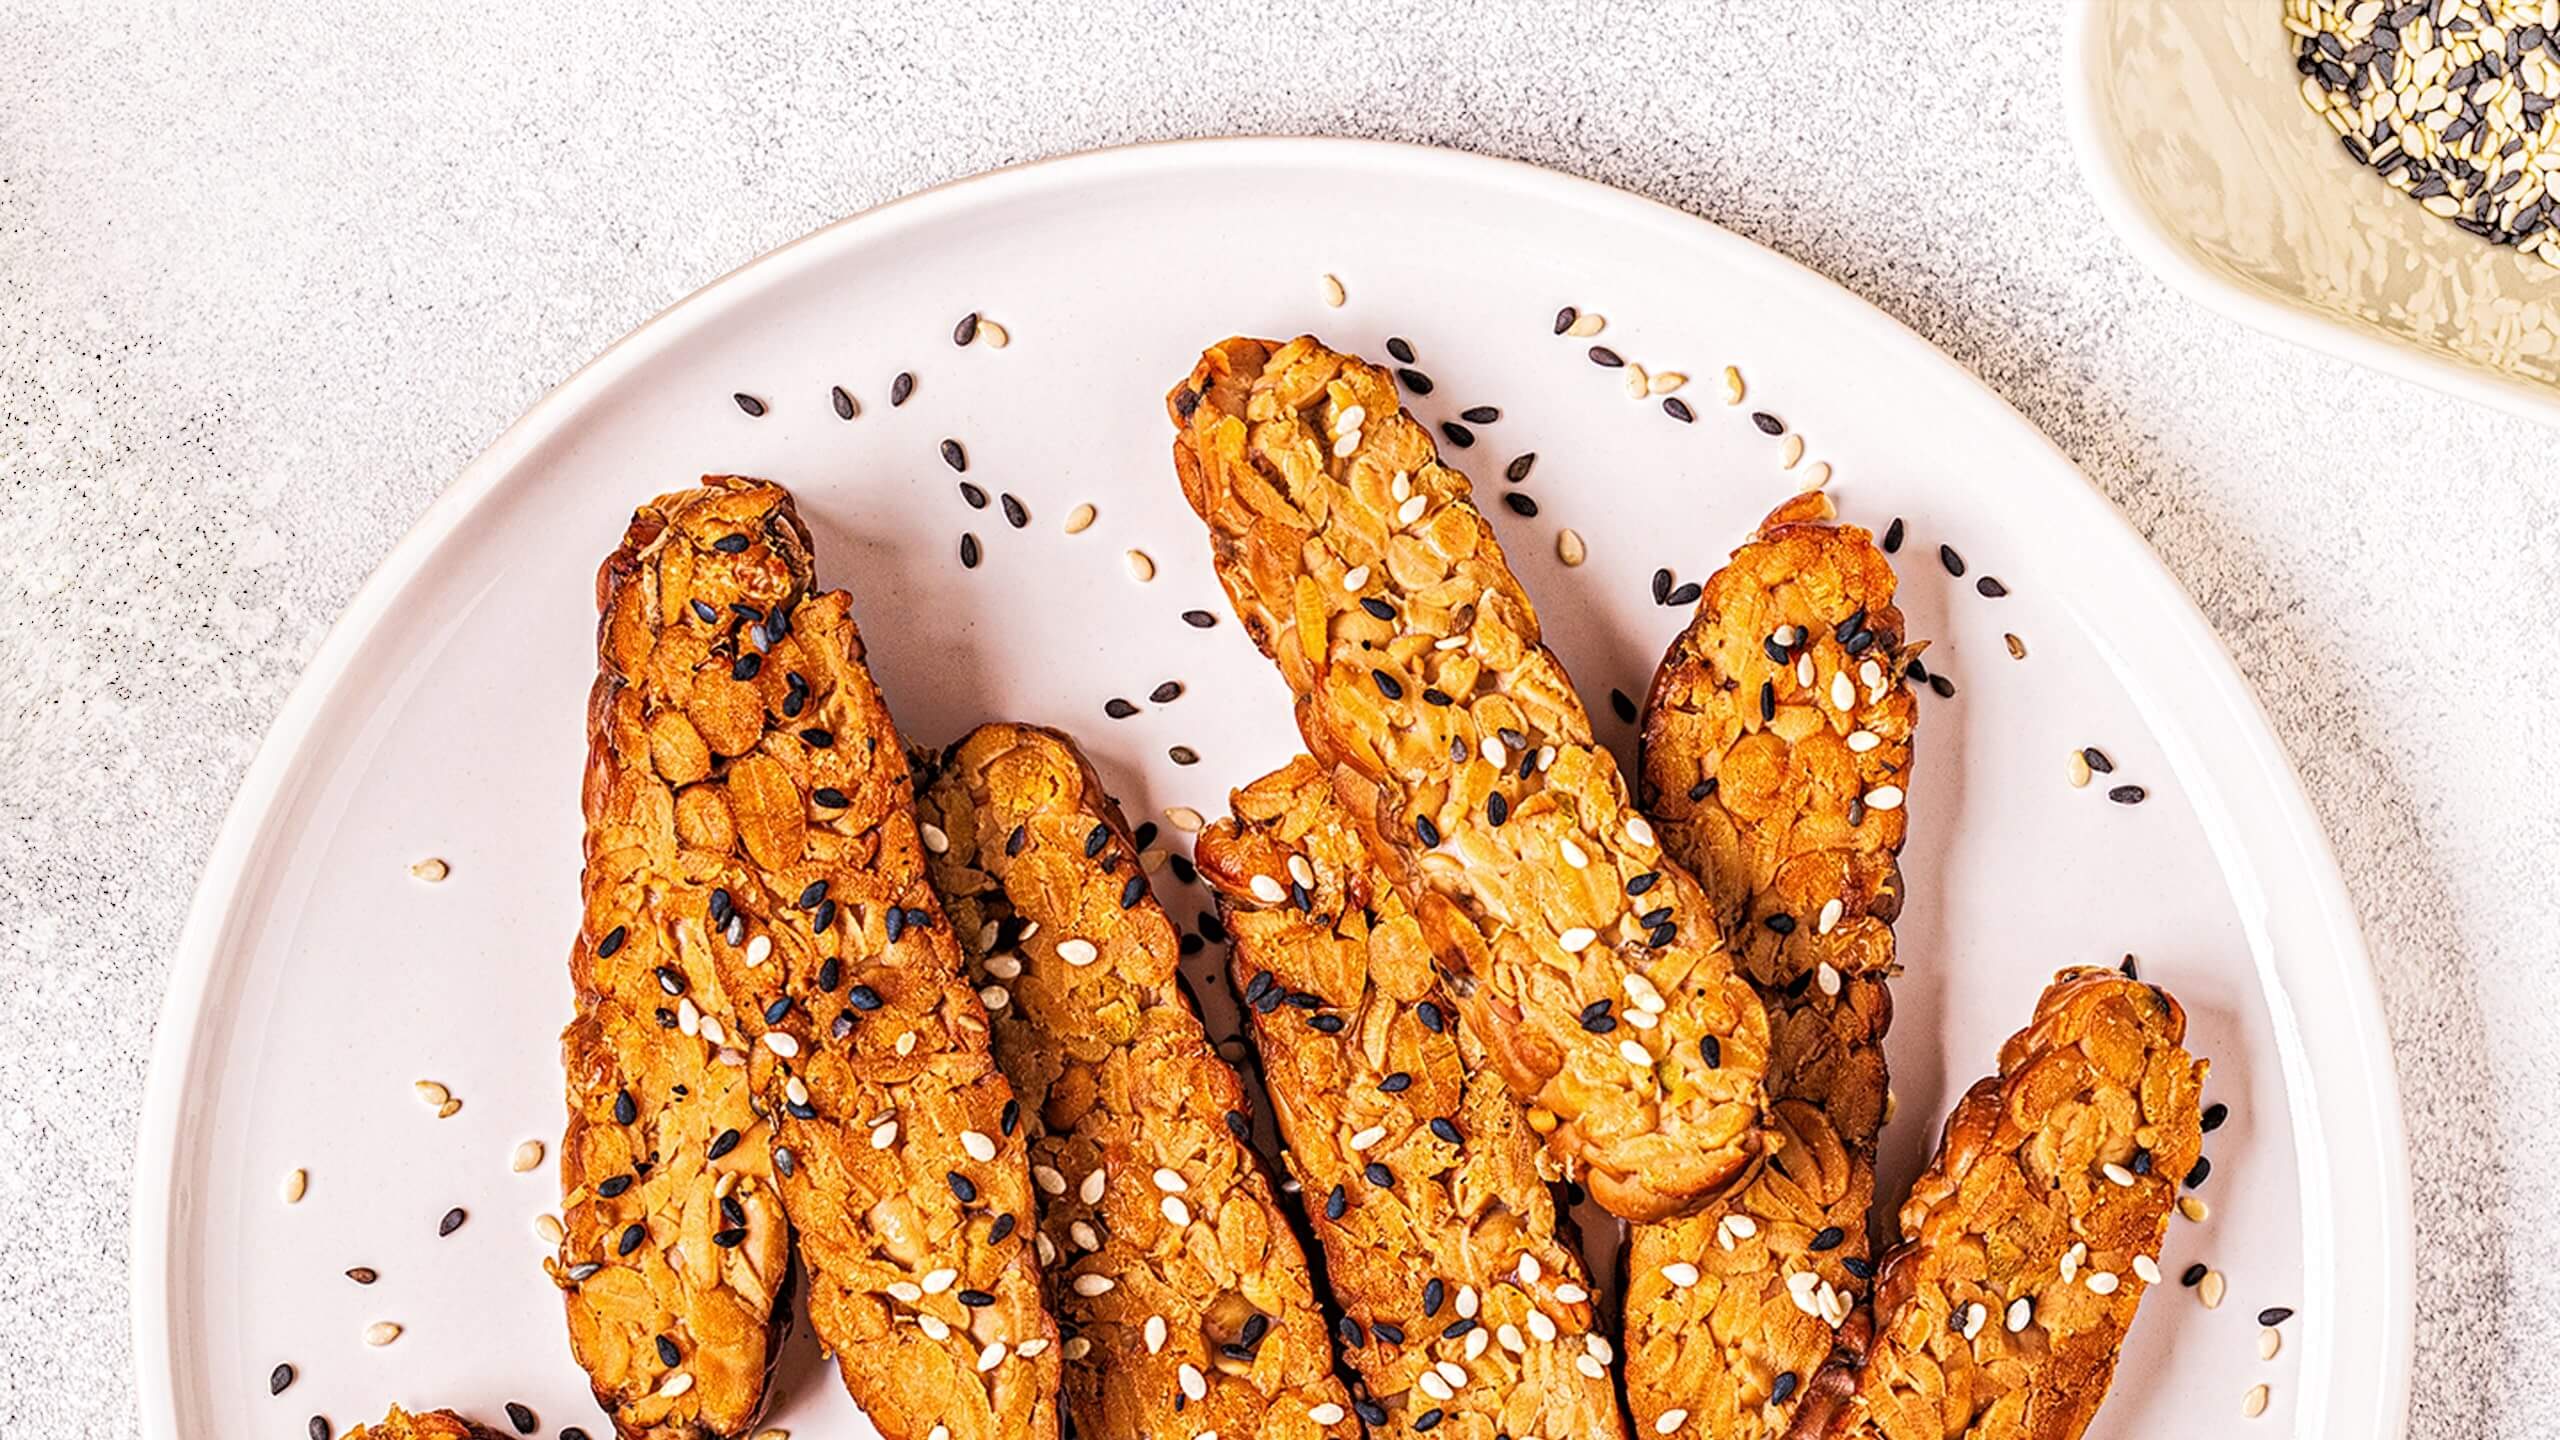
[762,1031,798,1057]
[1166,805,1205,833]
[1576,1354,1606,1379]
[2134,1254,2162,1285]
[978,984,1009,1010]
[1124,549,1156,583]
[700,1014,726,1047]
[1624,973,1667,1013]
[1335,404,1368,433]
[1518,1253,1542,1284]
[1623,362,1650,400]
[2007,1296,2033,1331]
[1657,1409,1689,1434]
[2259,1326,2282,1360]
[1559,926,1598,953]
[985,952,1023,980]
[1817,898,1844,935]
[1072,1273,1115,1297]
[1015,1338,1048,1358]
[414,1080,450,1107]
[1398,494,1428,526]
[1287,854,1315,889]
[535,1212,565,1245]
[657,1370,693,1398]
[1796,654,1815,688]
[1816,962,1842,997]
[1309,1404,1345,1425]
[1780,435,1806,470]
[887,1280,924,1303]
[1586,1334,1614,1363]
[364,1321,403,1347]
[1464,1325,1489,1361]
[1332,429,1361,458]
[1179,1363,1208,1401]
[1721,366,1744,404]
[1070,1220,1100,1251]
[1057,938,1099,967]
[2060,1241,2085,1282]
[1249,874,1288,904]
[1619,1039,1655,1067]
[1626,815,1656,846]
[1481,736,1507,766]
[1498,1322,1526,1353]
[1559,836,1588,868]
[1830,672,1855,710]
[1161,1195,1191,1226]
[1436,634,1468,651]
[921,1266,958,1294]
[1456,1284,1479,1319]
[1063,503,1096,535]
[1529,1311,1560,1343]
[1557,528,1588,567]
[1417,1371,1453,1402]
[1553,1281,1589,1304]
[1847,729,1881,753]
[744,934,772,967]
[1080,1167,1107,1205]
[975,1341,1007,1372]
[282,1168,308,1204]
[1321,274,1346,307]
[976,319,1009,349]
[1960,1302,1987,1340]
[2243,1383,2269,1419]
[1033,1163,1066,1194]
[1152,1166,1188,1193]
[1649,370,1688,395]
[1661,1262,1701,1288]
[1804,461,1833,492]
[1864,785,1905,811]
[2103,1161,2136,1187]
[1062,1337,1090,1360]
[410,856,449,882]
[1726,1215,1758,1239]
[2088,1271,2121,1295]
[960,1130,997,1163]
[2182,1195,2211,1224]
[866,1117,900,1150]
[1390,471,1412,501]
[1349,1125,1387,1152]
[2069,750,2093,788]
[784,1076,810,1107]
[918,823,949,854]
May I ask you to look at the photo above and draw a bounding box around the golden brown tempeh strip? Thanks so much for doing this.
[1167,334,1768,1223]
[919,723,1356,1440]
[343,1408,507,1440]
[1199,755,1629,1440]
[566,477,1057,1440]
[1624,493,1918,1440]
[1783,969,2206,1440]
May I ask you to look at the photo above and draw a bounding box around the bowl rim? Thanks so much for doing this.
[2062,0,2560,430]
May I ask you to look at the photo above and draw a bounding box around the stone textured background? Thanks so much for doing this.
[2,2,2549,1434]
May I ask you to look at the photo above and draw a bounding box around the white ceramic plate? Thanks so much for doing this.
[134,138,2412,1440]
[2065,0,2560,428]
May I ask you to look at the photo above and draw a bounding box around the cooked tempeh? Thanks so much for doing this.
[918,723,1356,1440]
[1784,968,2206,1440]
[1199,755,1628,1440]
[1167,334,1769,1223]
[1624,494,1918,1440]
[343,1408,505,1440]
[564,477,1058,1440]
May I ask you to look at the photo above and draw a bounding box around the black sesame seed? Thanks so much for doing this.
[1666,581,1701,606]
[1649,922,1677,948]
[959,533,981,569]
[1883,517,1905,553]
[1379,1070,1413,1093]
[1373,1321,1405,1345]
[1415,813,1441,846]
[506,1403,536,1436]
[1239,1312,1270,1347]
[729,652,761,681]
[1082,823,1110,858]
[890,371,915,406]
[1689,778,1717,802]
[1554,306,1578,334]
[1423,687,1454,706]
[1938,544,1966,577]
[1809,1225,1844,1251]
[1441,421,1475,448]
[1182,609,1218,628]
[596,925,626,959]
[1387,336,1416,363]
[1417,1000,1445,1032]
[2259,1306,2294,1327]
[708,1128,741,1160]
[712,1226,747,1248]
[958,481,987,509]
[2184,1156,2211,1187]
[1429,1116,1462,1144]
[562,1429,592,1440]
[1355,1400,1388,1426]
[942,438,968,472]
[1359,597,1397,622]
[1397,368,1436,394]
[1415,1408,1445,1431]
[2083,747,2115,773]
[2181,1262,2208,1286]
[885,907,906,942]
[690,598,719,624]
[947,1171,978,1203]
[613,1089,637,1125]
[1505,452,1536,483]
[848,984,884,1010]
[618,1223,646,1255]
[1700,1036,1722,1067]
[1224,1109,1250,1141]
[1772,1372,1800,1404]
[830,384,856,420]
[1750,410,1783,435]
[1424,1277,1446,1314]
[1121,876,1146,909]
[1310,1013,1345,1033]
[2202,1102,2229,1132]
[1764,912,1796,934]
[1928,674,1955,699]
[1588,346,1624,368]
[800,727,835,748]
[1169,745,1199,766]
[1842,1255,1874,1279]
[712,533,750,554]
[1664,397,1696,423]
[1461,405,1501,424]
[1000,1097,1021,1136]
[598,1173,632,1198]
[953,312,979,345]
[2132,1146,2153,1175]
[269,1362,295,1395]
[2108,784,2148,805]
[1976,576,2008,598]
[1502,493,1539,517]
[1363,1161,1393,1187]
[655,1333,681,1366]
[957,1288,996,1308]
[1105,697,1139,719]
[310,1418,332,1440]
[797,879,830,910]
[733,393,766,417]
[1487,792,1509,826]
[813,898,837,934]
[1760,680,1777,722]
[1652,567,1673,603]
[1325,1184,1349,1220]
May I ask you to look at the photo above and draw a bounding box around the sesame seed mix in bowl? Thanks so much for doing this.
[2290,0,2560,267]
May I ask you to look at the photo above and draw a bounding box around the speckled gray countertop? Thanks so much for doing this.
[2,3,2550,1435]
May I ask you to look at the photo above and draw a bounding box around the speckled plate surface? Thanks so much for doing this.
[134,138,2411,1440]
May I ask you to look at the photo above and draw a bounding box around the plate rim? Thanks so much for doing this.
[131,134,2414,1439]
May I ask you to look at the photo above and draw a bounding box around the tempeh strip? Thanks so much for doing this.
[565,477,1058,1440]
[1167,334,1768,1223]
[1783,968,2206,1440]
[1624,493,1918,1439]
[343,1408,506,1440]
[919,723,1356,1440]
[1199,755,1629,1440]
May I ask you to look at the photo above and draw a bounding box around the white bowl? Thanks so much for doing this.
[2065,0,2560,425]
